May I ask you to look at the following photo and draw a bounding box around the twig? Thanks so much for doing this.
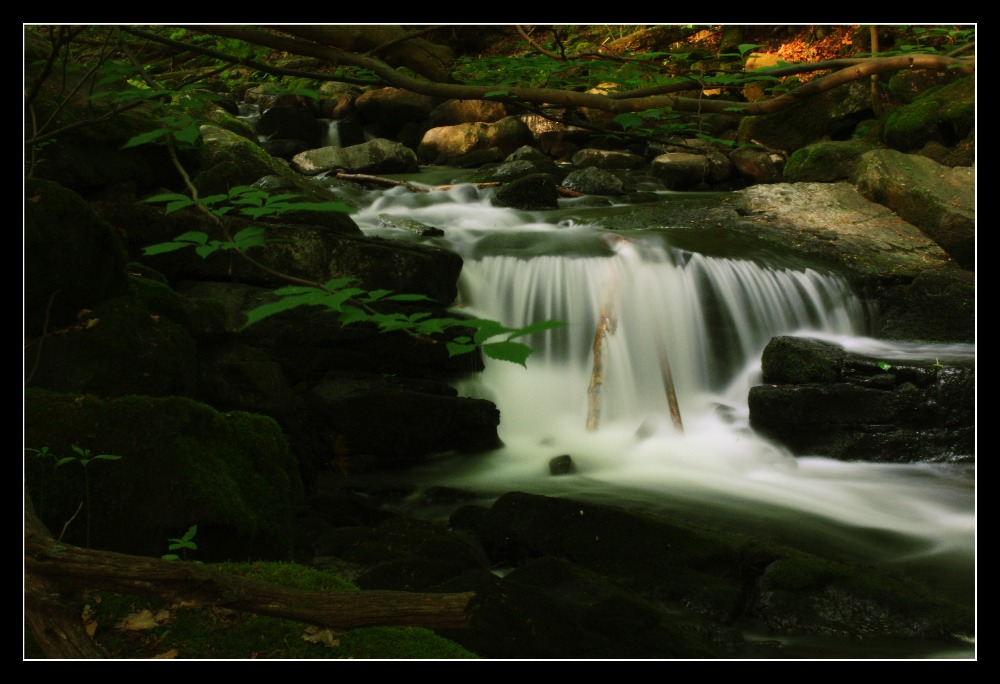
[58,501,83,543]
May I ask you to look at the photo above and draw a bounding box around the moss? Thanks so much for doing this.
[783,140,876,182]
[68,562,477,659]
[25,388,303,560]
[882,76,974,151]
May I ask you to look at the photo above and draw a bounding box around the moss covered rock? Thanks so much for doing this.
[25,388,304,561]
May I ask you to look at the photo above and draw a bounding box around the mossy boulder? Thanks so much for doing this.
[783,140,879,182]
[881,76,975,152]
[193,124,300,195]
[851,149,974,269]
[24,388,304,561]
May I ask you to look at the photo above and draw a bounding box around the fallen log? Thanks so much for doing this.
[24,494,475,658]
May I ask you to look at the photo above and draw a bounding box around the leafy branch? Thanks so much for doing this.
[124,93,561,366]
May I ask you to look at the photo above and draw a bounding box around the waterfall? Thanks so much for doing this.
[319,119,341,148]
[350,182,973,602]
[455,236,870,437]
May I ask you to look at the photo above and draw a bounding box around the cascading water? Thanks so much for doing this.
[350,174,975,648]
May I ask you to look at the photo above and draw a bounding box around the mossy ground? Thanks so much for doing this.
[25,562,479,660]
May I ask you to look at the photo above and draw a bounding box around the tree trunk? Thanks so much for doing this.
[24,494,474,659]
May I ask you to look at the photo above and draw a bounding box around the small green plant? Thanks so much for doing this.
[877,361,892,372]
[162,524,201,562]
[26,445,122,547]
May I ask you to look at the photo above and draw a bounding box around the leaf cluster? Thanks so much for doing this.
[140,187,563,367]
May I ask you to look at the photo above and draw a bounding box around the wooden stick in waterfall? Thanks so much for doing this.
[654,334,684,433]
[587,254,622,431]
[586,305,615,431]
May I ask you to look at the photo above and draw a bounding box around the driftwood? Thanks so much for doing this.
[587,235,683,433]
[24,494,475,659]
[654,335,684,433]
[586,306,616,431]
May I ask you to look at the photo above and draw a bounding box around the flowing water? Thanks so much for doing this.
[343,170,975,658]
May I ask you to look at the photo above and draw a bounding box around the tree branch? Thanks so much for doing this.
[184,26,972,118]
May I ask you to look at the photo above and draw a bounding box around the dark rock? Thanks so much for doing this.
[549,454,575,475]
[256,105,323,149]
[490,173,560,210]
[749,336,974,462]
[25,179,129,337]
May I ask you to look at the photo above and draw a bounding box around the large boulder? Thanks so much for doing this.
[417,116,534,165]
[354,87,439,137]
[748,336,974,462]
[851,149,974,270]
[290,138,420,175]
[194,124,298,195]
[25,388,304,561]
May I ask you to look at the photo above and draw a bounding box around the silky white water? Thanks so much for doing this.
[350,177,975,619]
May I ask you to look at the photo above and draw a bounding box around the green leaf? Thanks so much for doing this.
[322,277,359,291]
[361,289,392,302]
[233,226,267,250]
[386,293,432,302]
[142,241,192,256]
[144,192,192,204]
[195,243,230,259]
[244,291,330,327]
[321,287,365,311]
[446,341,478,357]
[614,112,645,131]
[414,317,465,335]
[122,128,171,149]
[173,124,203,145]
[483,340,533,366]
[466,319,514,344]
[338,305,369,326]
